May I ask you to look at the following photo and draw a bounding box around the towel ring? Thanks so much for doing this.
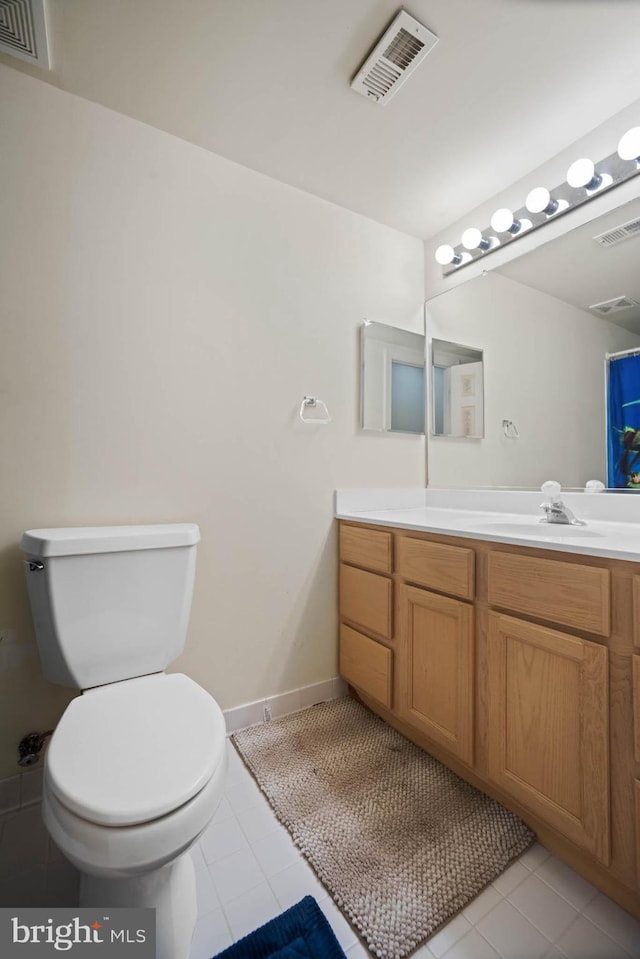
[299,396,331,425]
[502,419,519,439]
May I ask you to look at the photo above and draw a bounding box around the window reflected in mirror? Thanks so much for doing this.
[361,321,425,434]
[431,338,484,438]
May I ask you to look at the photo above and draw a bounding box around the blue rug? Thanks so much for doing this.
[211,896,347,959]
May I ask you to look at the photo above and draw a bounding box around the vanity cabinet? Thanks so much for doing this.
[488,551,610,636]
[339,523,392,575]
[397,584,474,765]
[338,519,640,919]
[340,624,392,709]
[486,612,609,864]
[339,563,392,641]
[338,525,395,709]
[396,535,474,601]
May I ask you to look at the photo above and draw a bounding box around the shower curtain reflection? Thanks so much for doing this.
[607,350,640,489]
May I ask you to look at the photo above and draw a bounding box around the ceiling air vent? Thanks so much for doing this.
[351,9,438,105]
[0,0,50,68]
[589,296,639,316]
[593,217,640,248]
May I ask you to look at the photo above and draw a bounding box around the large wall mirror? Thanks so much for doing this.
[426,195,640,489]
[361,321,426,434]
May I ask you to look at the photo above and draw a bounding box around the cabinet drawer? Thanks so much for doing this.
[396,536,474,600]
[340,624,392,708]
[339,524,392,574]
[488,551,610,636]
[340,563,392,639]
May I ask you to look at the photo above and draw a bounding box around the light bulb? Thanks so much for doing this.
[567,157,601,190]
[525,187,559,216]
[490,208,518,234]
[461,227,490,251]
[435,244,461,266]
[618,127,640,163]
[489,208,531,236]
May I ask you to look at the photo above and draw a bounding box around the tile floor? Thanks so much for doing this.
[1,738,640,959]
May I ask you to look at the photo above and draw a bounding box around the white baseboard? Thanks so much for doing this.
[223,676,348,734]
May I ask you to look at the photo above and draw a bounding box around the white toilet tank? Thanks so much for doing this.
[21,524,200,689]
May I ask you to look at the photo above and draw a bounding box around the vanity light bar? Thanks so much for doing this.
[435,126,640,275]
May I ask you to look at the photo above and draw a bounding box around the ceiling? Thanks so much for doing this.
[498,196,640,335]
[3,0,640,238]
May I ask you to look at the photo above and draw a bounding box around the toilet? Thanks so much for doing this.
[21,523,227,959]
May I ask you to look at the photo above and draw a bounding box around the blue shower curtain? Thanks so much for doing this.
[607,353,640,489]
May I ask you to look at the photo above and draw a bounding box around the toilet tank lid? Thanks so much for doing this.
[21,523,200,557]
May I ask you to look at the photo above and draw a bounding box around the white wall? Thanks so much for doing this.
[0,64,425,778]
[426,272,640,488]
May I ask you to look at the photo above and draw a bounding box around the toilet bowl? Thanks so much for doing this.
[21,524,227,959]
[42,674,226,958]
[43,673,227,872]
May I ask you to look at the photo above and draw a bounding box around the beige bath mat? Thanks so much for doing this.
[232,697,534,959]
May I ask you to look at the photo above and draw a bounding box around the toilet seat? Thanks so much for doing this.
[46,673,226,826]
[43,748,227,878]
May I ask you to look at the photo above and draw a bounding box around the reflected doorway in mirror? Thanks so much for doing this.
[430,338,484,439]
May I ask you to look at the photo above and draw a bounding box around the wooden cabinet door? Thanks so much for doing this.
[397,584,474,766]
[487,612,610,863]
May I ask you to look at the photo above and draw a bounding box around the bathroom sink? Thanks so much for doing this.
[466,521,603,539]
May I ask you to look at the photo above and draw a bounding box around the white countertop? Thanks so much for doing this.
[335,488,640,563]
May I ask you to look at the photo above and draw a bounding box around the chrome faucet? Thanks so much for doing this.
[539,481,586,526]
[539,500,585,525]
